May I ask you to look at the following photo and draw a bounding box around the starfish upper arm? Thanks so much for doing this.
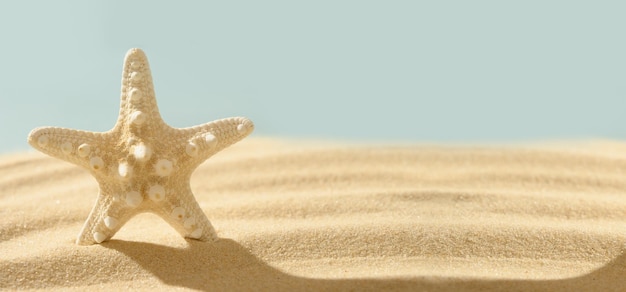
[27,126,110,170]
[174,117,254,166]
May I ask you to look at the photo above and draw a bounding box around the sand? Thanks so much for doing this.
[1,138,625,291]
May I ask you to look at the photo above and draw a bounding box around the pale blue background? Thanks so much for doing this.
[1,1,625,153]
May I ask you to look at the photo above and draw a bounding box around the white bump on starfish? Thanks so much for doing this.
[130,72,142,83]
[129,88,142,103]
[89,156,104,171]
[189,228,203,239]
[130,111,146,125]
[183,217,196,229]
[148,184,166,202]
[77,143,91,158]
[185,142,198,157]
[61,142,73,154]
[104,216,118,229]
[37,135,49,147]
[93,232,107,243]
[205,134,217,147]
[28,48,254,245]
[171,207,185,221]
[126,191,143,207]
[133,143,151,162]
[155,159,173,176]
[118,162,131,179]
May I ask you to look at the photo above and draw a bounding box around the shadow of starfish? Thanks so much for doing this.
[103,239,626,292]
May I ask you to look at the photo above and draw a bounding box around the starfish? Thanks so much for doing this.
[27,48,254,245]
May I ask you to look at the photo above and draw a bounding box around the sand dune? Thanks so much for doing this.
[1,138,625,291]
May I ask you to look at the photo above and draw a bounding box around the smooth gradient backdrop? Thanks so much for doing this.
[1,1,625,153]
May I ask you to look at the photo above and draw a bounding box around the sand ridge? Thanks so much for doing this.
[1,138,625,291]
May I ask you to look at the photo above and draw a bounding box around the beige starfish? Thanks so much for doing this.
[27,48,254,245]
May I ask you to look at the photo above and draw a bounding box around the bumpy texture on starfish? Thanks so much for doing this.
[27,48,254,245]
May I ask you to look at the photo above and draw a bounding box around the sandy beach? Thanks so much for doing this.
[1,138,625,291]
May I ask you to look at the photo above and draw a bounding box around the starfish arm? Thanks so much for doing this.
[27,126,109,170]
[114,48,165,131]
[173,117,254,168]
[76,188,134,245]
[152,185,218,242]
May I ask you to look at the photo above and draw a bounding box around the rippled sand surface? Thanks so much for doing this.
[1,138,625,291]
